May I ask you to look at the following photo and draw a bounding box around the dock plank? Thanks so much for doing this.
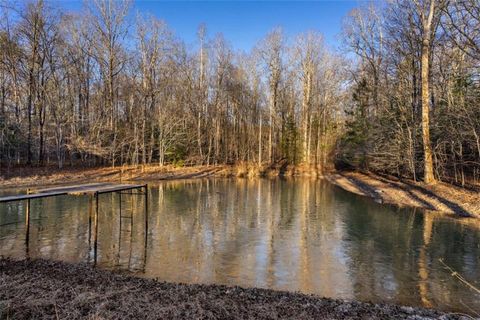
[0,191,69,203]
[0,183,146,203]
[32,183,113,194]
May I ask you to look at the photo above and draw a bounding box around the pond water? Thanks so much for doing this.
[1,179,479,313]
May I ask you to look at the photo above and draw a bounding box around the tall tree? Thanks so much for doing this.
[415,0,438,183]
[293,31,324,164]
[258,28,284,163]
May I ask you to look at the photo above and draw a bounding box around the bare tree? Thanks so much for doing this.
[293,31,324,164]
[258,28,284,163]
[413,0,447,183]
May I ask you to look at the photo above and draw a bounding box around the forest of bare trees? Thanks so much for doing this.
[0,0,345,170]
[0,0,479,185]
[341,0,480,185]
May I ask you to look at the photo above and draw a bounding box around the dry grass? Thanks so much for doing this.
[0,163,323,189]
[0,258,468,320]
[0,165,228,188]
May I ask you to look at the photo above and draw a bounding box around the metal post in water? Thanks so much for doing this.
[88,194,93,262]
[94,192,99,266]
[143,184,148,270]
[25,197,30,258]
[119,191,122,216]
[119,191,122,233]
[117,191,122,266]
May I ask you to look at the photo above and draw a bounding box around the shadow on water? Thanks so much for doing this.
[0,178,479,314]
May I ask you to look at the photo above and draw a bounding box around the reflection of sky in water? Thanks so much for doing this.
[1,179,480,315]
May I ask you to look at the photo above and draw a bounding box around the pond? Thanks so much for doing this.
[1,178,479,313]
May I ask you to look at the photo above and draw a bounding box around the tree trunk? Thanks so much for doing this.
[268,99,273,163]
[258,117,262,165]
[420,0,436,184]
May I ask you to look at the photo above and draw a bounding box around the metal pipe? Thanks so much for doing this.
[117,192,122,266]
[143,184,148,271]
[94,192,99,266]
[88,194,93,262]
[25,198,30,258]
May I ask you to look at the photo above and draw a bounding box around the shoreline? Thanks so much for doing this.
[0,258,469,319]
[0,163,321,189]
[326,171,480,219]
[1,165,479,219]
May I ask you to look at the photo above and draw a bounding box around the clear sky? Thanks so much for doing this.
[57,0,359,51]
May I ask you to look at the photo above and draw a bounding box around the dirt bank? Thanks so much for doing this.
[0,163,321,189]
[327,171,480,219]
[2,165,479,220]
[0,259,472,320]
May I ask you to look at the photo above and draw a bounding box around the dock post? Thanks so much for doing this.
[88,194,93,262]
[94,191,99,266]
[144,184,148,270]
[119,191,122,217]
[25,198,30,258]
[119,190,122,237]
[117,191,122,266]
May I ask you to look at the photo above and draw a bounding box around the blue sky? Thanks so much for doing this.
[57,1,358,51]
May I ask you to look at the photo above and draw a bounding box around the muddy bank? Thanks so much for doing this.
[0,163,321,189]
[327,171,480,219]
[0,259,471,320]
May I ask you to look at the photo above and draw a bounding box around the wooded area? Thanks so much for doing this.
[0,0,479,185]
[341,0,480,185]
[0,0,344,170]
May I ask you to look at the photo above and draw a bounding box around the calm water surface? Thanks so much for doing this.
[1,179,479,313]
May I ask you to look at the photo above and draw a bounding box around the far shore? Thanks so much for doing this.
[1,164,479,219]
[0,163,322,189]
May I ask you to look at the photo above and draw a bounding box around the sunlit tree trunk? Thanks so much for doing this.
[418,0,436,183]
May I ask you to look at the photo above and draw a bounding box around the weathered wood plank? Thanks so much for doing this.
[0,183,145,203]
[0,191,69,203]
[32,183,112,194]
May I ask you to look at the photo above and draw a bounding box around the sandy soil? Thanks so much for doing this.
[0,258,472,320]
[326,171,480,219]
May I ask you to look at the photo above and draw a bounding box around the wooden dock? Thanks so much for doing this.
[0,183,146,203]
[0,183,149,267]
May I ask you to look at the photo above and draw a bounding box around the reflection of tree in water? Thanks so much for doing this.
[0,195,92,262]
[418,213,433,307]
[1,179,479,313]
[426,213,480,313]
[340,195,427,307]
[144,179,349,292]
[338,188,480,312]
